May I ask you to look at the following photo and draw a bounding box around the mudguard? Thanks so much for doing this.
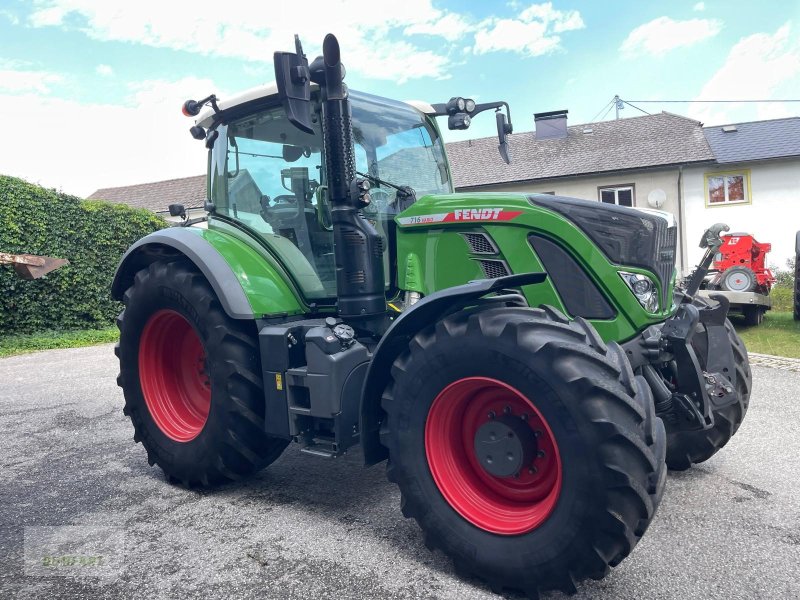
[112,228,305,319]
[360,271,547,465]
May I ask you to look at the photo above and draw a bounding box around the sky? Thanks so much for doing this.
[1,0,799,197]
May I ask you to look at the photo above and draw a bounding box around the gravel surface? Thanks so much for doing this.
[1,343,798,599]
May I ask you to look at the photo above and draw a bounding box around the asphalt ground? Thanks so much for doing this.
[1,344,799,600]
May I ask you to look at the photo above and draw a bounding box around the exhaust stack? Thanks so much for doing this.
[274,34,386,331]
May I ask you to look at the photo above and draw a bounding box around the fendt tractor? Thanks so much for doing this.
[113,35,751,596]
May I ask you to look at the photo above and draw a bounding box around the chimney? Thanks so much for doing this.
[535,110,568,140]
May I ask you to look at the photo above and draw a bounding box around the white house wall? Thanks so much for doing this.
[682,158,800,273]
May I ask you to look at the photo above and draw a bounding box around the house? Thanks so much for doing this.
[88,174,207,223]
[682,117,800,269]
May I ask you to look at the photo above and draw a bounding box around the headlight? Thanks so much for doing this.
[465,98,476,112]
[620,272,659,313]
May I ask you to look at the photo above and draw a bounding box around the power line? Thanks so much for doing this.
[599,102,615,122]
[589,97,615,123]
[621,99,650,116]
[625,99,800,103]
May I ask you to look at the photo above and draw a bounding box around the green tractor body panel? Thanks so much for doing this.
[395,192,676,342]
[189,223,307,318]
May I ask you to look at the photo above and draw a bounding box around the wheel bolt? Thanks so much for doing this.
[513,472,520,479]
[503,405,511,414]
[528,466,538,474]
[520,413,528,421]
[537,450,546,458]
[534,430,542,438]
[487,411,496,420]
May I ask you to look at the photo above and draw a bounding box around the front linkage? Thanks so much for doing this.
[625,224,743,437]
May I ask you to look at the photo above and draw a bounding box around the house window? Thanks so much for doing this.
[598,185,634,207]
[705,170,751,206]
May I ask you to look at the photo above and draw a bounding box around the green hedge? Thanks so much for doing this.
[0,175,166,334]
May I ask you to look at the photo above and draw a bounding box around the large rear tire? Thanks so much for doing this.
[381,306,667,596]
[116,260,288,486]
[665,305,751,471]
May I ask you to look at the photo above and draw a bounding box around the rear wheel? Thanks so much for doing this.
[743,305,764,326]
[665,302,752,471]
[382,306,666,596]
[116,260,288,486]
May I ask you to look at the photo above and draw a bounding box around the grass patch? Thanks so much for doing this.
[0,327,119,358]
[735,311,800,358]
[769,285,793,312]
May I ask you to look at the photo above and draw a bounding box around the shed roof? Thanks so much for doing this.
[702,116,800,164]
[447,111,715,189]
[87,174,206,213]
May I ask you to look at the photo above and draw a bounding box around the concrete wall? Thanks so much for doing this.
[682,158,800,271]
[458,167,686,269]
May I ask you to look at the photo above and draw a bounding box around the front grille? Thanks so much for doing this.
[462,232,498,254]
[477,259,510,279]
[655,225,678,308]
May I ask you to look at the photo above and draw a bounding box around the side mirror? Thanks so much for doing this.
[496,112,513,164]
[283,145,304,162]
[168,204,187,219]
[274,36,314,134]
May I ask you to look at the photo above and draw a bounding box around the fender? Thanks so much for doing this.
[359,271,547,466]
[111,228,305,319]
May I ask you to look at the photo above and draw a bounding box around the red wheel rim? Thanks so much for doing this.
[138,310,211,442]
[425,377,562,535]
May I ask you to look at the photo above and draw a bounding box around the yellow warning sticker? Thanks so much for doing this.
[275,373,283,391]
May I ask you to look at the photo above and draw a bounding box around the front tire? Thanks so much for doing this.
[116,260,288,486]
[381,306,667,596]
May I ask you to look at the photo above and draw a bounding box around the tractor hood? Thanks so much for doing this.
[394,192,678,313]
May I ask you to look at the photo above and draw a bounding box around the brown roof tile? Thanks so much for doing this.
[88,174,206,213]
[445,112,715,189]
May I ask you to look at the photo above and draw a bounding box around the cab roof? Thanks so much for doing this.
[196,81,435,127]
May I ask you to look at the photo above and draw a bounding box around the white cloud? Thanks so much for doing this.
[27,0,469,82]
[0,67,63,94]
[473,2,585,56]
[405,13,474,42]
[0,9,20,25]
[0,77,222,197]
[620,16,722,57]
[689,23,800,125]
[95,64,113,76]
[693,2,705,11]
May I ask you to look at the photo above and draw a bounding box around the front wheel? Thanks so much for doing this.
[116,260,288,486]
[381,307,667,596]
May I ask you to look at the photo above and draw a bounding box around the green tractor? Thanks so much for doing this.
[113,34,751,596]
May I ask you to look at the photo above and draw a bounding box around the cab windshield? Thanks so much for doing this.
[209,91,451,300]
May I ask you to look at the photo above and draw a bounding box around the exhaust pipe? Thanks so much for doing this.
[274,34,387,332]
[312,35,386,328]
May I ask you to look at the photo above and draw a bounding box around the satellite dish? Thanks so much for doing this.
[647,188,666,209]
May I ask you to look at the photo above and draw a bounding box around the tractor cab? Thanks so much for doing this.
[201,88,452,301]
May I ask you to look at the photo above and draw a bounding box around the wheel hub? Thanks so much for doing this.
[473,415,538,478]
